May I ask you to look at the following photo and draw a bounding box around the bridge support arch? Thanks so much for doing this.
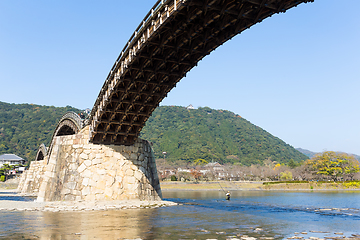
[17,144,49,195]
[36,126,161,202]
[18,114,162,202]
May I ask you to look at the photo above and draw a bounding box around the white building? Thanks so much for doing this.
[205,162,224,171]
[186,104,195,110]
[0,154,25,168]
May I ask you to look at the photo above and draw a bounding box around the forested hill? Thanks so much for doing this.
[0,101,79,161]
[140,106,308,165]
[0,101,307,165]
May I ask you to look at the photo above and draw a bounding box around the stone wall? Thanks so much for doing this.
[19,126,162,202]
[17,159,47,195]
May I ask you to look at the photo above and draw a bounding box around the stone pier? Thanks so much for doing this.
[18,126,162,202]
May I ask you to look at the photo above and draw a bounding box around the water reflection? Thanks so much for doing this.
[1,209,159,239]
[43,209,159,239]
[0,205,286,239]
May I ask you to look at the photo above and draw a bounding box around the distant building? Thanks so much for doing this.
[0,154,25,168]
[205,162,224,171]
[186,104,195,110]
[177,168,191,173]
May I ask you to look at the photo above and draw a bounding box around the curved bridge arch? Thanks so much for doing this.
[54,112,83,137]
[89,0,314,146]
[35,143,48,161]
[46,112,84,158]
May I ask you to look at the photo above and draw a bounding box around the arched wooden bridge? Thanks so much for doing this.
[88,0,314,146]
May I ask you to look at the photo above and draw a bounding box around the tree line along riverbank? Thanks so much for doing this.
[156,151,360,184]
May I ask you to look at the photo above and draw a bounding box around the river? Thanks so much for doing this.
[1,190,359,239]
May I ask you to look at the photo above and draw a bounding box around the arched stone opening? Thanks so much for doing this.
[56,121,77,136]
[35,143,47,161]
[53,112,83,137]
[46,112,85,161]
[37,151,44,160]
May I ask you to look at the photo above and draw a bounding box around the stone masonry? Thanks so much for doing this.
[18,126,162,202]
[17,159,47,195]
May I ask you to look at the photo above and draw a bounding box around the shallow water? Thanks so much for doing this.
[0,190,359,239]
[163,191,360,238]
[0,191,34,202]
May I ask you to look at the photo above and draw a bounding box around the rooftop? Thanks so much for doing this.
[0,154,24,161]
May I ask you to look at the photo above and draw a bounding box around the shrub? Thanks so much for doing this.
[342,182,360,188]
[0,175,5,182]
[263,181,308,185]
[170,175,177,181]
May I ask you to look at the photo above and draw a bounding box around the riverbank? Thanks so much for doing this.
[0,180,18,190]
[160,180,360,191]
[0,190,177,212]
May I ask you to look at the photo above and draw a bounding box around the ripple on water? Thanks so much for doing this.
[0,190,360,239]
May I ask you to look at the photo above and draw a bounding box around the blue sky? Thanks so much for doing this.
[1,1,359,155]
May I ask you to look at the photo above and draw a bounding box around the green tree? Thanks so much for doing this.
[0,164,14,181]
[280,171,293,181]
[288,159,298,168]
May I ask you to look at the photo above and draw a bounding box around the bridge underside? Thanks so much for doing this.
[90,0,313,145]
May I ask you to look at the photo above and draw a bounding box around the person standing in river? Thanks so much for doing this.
[226,191,230,200]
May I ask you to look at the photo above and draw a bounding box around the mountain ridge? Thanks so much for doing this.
[296,147,360,161]
[140,105,308,165]
[1,101,308,165]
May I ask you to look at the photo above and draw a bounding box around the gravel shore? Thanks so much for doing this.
[0,190,177,212]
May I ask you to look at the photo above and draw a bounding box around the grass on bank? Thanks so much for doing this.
[263,180,360,185]
[160,180,360,191]
[0,182,18,190]
[160,181,264,191]
[263,180,360,190]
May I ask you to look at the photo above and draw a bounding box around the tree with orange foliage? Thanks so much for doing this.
[190,168,202,182]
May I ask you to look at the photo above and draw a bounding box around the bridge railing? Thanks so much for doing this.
[89,0,185,139]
